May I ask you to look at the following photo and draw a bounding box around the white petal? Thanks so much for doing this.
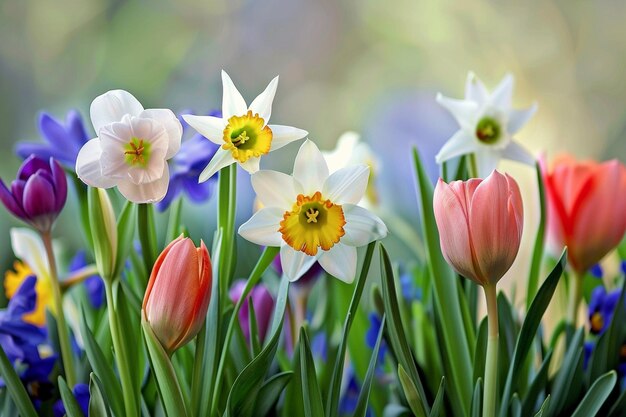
[251,170,298,209]
[343,204,388,246]
[436,94,479,131]
[182,114,226,145]
[501,140,535,166]
[465,72,489,104]
[268,125,308,151]
[280,244,318,282]
[507,103,537,134]
[489,74,514,110]
[240,157,260,174]
[435,131,477,164]
[249,75,278,123]
[198,148,235,183]
[474,148,502,179]
[90,89,144,133]
[323,165,369,205]
[11,227,50,281]
[139,109,183,159]
[238,207,284,247]
[221,70,248,119]
[75,138,118,188]
[317,244,357,283]
[117,164,170,204]
[293,140,328,195]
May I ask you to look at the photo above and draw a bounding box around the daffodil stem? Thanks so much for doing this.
[41,232,76,388]
[217,164,237,298]
[483,284,499,417]
[469,153,479,178]
[105,281,138,417]
[166,197,184,242]
[137,203,157,273]
[567,271,584,327]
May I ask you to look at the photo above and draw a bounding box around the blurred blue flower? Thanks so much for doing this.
[53,383,90,417]
[365,313,387,363]
[590,264,603,279]
[339,368,372,417]
[15,111,89,167]
[588,286,621,335]
[311,332,328,362]
[583,341,594,370]
[156,111,221,212]
[69,250,104,309]
[621,260,626,276]
[400,270,422,302]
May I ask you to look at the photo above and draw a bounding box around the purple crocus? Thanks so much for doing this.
[0,156,67,233]
[588,286,621,335]
[16,111,89,167]
[156,111,221,211]
[229,280,275,342]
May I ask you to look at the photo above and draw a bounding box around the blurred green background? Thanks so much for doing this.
[1,0,626,302]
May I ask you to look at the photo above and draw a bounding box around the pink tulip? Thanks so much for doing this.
[543,155,626,274]
[433,170,524,286]
[143,236,212,354]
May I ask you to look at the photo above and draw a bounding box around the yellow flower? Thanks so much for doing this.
[4,261,53,326]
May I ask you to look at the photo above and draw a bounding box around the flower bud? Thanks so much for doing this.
[88,187,117,280]
[142,236,212,354]
[433,170,523,286]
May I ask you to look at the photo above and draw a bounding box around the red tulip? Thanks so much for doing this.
[142,236,212,354]
[433,170,524,286]
[543,155,626,273]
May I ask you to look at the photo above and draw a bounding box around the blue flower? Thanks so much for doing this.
[621,260,626,276]
[400,271,422,302]
[583,341,594,370]
[69,251,104,309]
[15,111,89,167]
[338,368,372,417]
[588,286,621,335]
[156,111,221,211]
[590,264,603,279]
[311,332,328,362]
[365,313,387,363]
[53,383,90,417]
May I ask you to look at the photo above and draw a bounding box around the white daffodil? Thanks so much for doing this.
[183,71,308,182]
[239,140,388,283]
[321,131,380,208]
[11,227,51,281]
[436,72,537,178]
[75,90,182,203]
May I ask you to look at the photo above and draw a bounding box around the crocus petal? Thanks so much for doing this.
[280,244,318,282]
[15,143,70,165]
[474,148,502,179]
[436,94,479,131]
[465,72,489,104]
[268,125,308,151]
[435,131,477,164]
[249,75,279,123]
[0,180,27,219]
[317,244,357,283]
[90,90,144,133]
[507,103,537,134]
[39,113,73,149]
[18,156,50,180]
[22,172,56,220]
[342,204,388,246]
[489,74,514,110]
[501,140,535,166]
[198,148,235,183]
[139,109,183,159]
[182,115,226,145]
[221,70,248,119]
[238,207,284,247]
[323,165,369,205]
[50,159,67,213]
[240,157,261,174]
[251,170,298,209]
[75,138,118,188]
[11,228,50,280]
[117,165,170,204]
[293,140,329,195]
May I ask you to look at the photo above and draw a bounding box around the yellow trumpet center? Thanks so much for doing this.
[279,192,346,256]
[222,110,273,163]
[124,137,151,167]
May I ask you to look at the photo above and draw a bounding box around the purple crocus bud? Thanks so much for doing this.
[0,156,67,233]
[229,280,274,342]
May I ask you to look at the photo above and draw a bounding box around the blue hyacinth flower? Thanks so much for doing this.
[588,286,622,335]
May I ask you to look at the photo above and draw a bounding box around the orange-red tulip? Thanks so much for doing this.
[543,155,626,273]
[433,170,524,286]
[142,236,212,354]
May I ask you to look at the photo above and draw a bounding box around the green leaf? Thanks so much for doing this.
[398,365,427,417]
[137,202,158,273]
[248,297,262,356]
[607,389,626,417]
[498,249,566,417]
[412,147,472,417]
[253,372,293,416]
[354,315,386,417]
[88,187,117,279]
[217,163,238,296]
[166,197,184,242]
[0,344,38,417]
[471,378,482,417]
[58,376,85,417]
[510,394,521,417]
[142,316,190,417]
[534,396,550,417]
[548,329,584,416]
[521,350,553,417]
[473,317,488,383]
[380,244,429,416]
[325,241,376,417]
[526,162,547,308]
[88,373,112,417]
[571,371,617,417]
[429,377,446,417]
[299,328,325,417]
[113,201,136,279]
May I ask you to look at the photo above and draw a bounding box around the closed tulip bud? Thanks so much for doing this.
[0,156,67,233]
[543,155,626,274]
[142,236,212,354]
[433,170,524,287]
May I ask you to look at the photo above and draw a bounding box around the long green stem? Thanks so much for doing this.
[41,232,76,388]
[217,164,237,298]
[483,285,499,417]
[567,271,584,327]
[190,322,207,417]
[137,203,157,273]
[105,281,138,417]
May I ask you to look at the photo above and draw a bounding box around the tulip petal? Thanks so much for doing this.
[18,156,50,180]
[91,90,144,133]
[0,180,27,219]
[280,244,318,282]
[117,165,170,204]
[436,94,479,131]
[182,115,226,145]
[221,70,248,119]
[268,125,308,151]
[293,140,328,195]
[22,172,56,219]
[323,165,369,205]
[249,76,278,123]
[238,207,284,247]
[251,170,298,209]
[140,109,183,159]
[507,103,537,134]
[342,204,388,246]
[435,131,477,164]
[50,159,68,213]
[198,148,236,183]
[75,138,118,188]
[318,243,357,283]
